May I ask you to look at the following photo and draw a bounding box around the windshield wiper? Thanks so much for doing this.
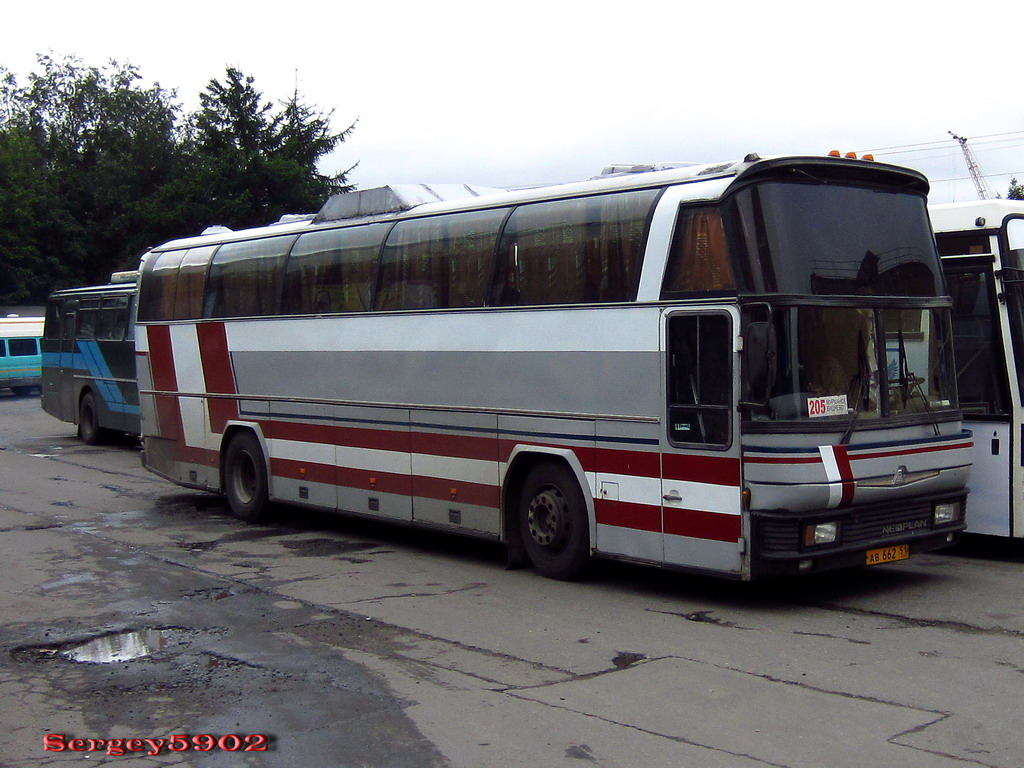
[840,330,871,445]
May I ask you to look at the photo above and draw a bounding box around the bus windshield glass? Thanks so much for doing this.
[748,304,958,423]
[730,182,941,296]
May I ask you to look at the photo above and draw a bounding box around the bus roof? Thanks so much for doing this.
[0,316,44,337]
[929,199,1024,233]
[47,281,138,300]
[145,154,929,255]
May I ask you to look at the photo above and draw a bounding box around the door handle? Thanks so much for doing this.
[663,491,682,503]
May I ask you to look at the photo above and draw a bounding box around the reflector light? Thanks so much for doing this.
[828,150,841,157]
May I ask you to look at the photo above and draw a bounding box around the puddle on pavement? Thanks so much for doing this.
[59,628,195,663]
[12,627,221,666]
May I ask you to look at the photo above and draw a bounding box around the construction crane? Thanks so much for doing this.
[949,131,994,199]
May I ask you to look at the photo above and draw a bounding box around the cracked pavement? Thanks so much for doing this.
[2,394,1023,767]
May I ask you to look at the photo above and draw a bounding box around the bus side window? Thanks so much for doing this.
[206,236,294,318]
[494,190,657,306]
[667,313,732,446]
[283,223,389,314]
[176,246,217,320]
[662,207,735,297]
[138,250,186,322]
[376,210,505,311]
[98,296,130,341]
[44,301,62,340]
[76,300,100,340]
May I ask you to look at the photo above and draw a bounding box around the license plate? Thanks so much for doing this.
[866,544,910,565]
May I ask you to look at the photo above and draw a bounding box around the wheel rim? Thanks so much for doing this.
[526,485,570,550]
[232,451,257,505]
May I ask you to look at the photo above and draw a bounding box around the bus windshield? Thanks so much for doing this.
[729,182,941,297]
[752,305,958,423]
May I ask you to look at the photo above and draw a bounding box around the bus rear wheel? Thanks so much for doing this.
[223,431,271,523]
[78,391,105,445]
[518,463,591,580]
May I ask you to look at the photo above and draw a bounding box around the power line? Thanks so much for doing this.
[858,130,1024,155]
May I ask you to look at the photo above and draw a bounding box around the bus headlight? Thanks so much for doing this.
[933,501,962,525]
[803,521,839,547]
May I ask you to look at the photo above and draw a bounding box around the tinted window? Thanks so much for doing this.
[936,231,991,258]
[283,223,389,314]
[377,209,507,310]
[662,207,736,296]
[76,300,100,340]
[494,189,658,305]
[206,236,295,318]
[175,246,217,320]
[730,183,940,297]
[98,296,130,341]
[667,313,732,446]
[9,338,38,356]
[138,250,186,321]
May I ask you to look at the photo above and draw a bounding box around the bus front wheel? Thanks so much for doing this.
[518,462,591,580]
[223,431,271,523]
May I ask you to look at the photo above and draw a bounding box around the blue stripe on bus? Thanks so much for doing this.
[47,344,140,415]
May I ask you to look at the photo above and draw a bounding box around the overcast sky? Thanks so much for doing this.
[3,1,1022,203]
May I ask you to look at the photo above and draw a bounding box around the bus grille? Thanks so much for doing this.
[755,498,942,556]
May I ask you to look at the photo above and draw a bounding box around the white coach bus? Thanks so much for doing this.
[932,200,1024,538]
[135,155,971,580]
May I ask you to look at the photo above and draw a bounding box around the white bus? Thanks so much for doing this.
[933,200,1024,537]
[135,155,971,580]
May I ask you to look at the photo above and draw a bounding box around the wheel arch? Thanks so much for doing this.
[501,446,596,567]
[218,421,271,496]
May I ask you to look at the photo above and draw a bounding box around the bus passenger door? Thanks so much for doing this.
[945,257,1013,536]
[661,309,744,575]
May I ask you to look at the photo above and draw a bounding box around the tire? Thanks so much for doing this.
[223,431,271,523]
[518,462,592,580]
[77,391,104,445]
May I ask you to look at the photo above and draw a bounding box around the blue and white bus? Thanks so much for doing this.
[41,274,140,443]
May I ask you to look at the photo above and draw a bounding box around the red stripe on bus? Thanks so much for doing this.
[274,458,413,497]
[270,421,410,453]
[745,440,973,466]
[274,459,498,508]
[595,499,662,533]
[744,455,821,464]
[850,441,974,461]
[833,444,856,505]
[413,476,501,508]
[208,397,239,435]
[410,430,499,462]
[146,326,178,392]
[664,508,741,542]
[596,447,661,478]
[197,322,236,394]
[154,394,182,440]
[662,453,741,487]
